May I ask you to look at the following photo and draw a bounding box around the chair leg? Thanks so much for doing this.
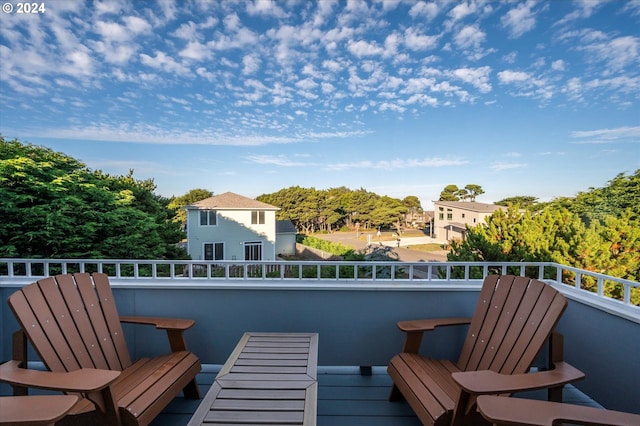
[389,384,405,401]
[548,332,564,402]
[183,379,201,399]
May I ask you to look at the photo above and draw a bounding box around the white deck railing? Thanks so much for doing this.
[1,258,638,309]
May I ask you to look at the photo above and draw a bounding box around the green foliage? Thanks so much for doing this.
[258,186,411,234]
[167,188,213,229]
[439,184,484,201]
[571,170,640,224]
[447,173,640,305]
[494,195,539,208]
[297,235,358,258]
[439,184,460,201]
[0,137,188,259]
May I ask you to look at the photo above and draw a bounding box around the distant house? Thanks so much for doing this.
[186,192,283,261]
[433,201,507,242]
[275,220,297,257]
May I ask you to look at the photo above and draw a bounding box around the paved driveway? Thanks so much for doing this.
[314,232,449,262]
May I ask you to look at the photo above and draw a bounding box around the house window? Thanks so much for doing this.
[447,213,453,220]
[439,213,444,220]
[203,242,224,260]
[461,213,465,219]
[244,241,262,261]
[251,210,265,224]
[200,210,217,226]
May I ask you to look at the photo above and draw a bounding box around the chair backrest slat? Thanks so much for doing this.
[457,275,567,374]
[56,274,113,370]
[37,276,91,370]
[465,276,530,372]
[8,273,132,373]
[8,287,67,371]
[91,273,131,368]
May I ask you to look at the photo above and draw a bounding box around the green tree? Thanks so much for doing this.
[0,137,188,259]
[495,196,539,208]
[463,184,484,201]
[370,196,408,233]
[439,184,460,201]
[168,188,213,230]
[571,170,640,224]
[402,195,422,212]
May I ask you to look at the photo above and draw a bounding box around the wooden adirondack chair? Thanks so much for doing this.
[6,272,201,426]
[0,361,119,426]
[388,274,585,426]
[476,395,640,426]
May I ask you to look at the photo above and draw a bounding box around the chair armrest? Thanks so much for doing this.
[0,360,119,393]
[397,317,471,332]
[0,395,81,425]
[397,317,471,353]
[119,315,195,330]
[452,362,585,395]
[476,395,640,426]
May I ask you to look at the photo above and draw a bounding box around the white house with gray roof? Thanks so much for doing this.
[433,201,507,242]
[185,192,282,261]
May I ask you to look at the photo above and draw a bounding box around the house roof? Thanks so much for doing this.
[434,201,506,213]
[187,192,279,210]
[276,220,297,234]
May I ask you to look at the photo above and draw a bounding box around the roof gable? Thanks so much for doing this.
[187,192,279,210]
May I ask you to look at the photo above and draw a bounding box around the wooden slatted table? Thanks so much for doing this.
[188,332,318,426]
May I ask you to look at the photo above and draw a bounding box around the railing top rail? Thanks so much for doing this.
[1,259,638,316]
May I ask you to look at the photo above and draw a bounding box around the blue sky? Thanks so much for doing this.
[1,0,639,208]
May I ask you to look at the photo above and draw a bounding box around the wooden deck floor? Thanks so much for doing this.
[0,364,601,425]
[153,365,603,426]
[152,365,421,426]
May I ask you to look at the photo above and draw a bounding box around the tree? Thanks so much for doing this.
[463,184,484,201]
[571,170,640,224]
[402,195,422,212]
[495,196,539,208]
[439,184,484,201]
[439,184,460,201]
[370,196,408,233]
[168,188,213,230]
[0,137,188,259]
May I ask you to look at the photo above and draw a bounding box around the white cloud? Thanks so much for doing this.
[501,0,538,38]
[570,126,640,142]
[490,162,528,172]
[452,66,492,93]
[551,59,566,71]
[140,51,190,74]
[404,27,439,51]
[180,41,211,61]
[326,157,468,171]
[497,70,531,84]
[246,0,288,18]
[454,25,486,49]
[242,54,261,75]
[448,1,477,22]
[172,21,199,40]
[498,70,553,100]
[409,1,440,20]
[582,35,640,74]
[348,39,385,57]
[244,154,311,167]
